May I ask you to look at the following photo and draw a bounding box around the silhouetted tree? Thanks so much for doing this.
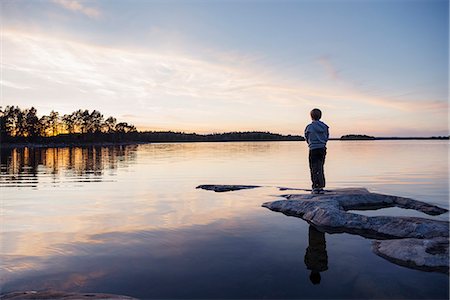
[80,110,91,133]
[16,108,29,137]
[70,109,84,133]
[25,107,40,138]
[115,122,137,133]
[39,115,52,137]
[62,113,76,134]
[48,111,60,136]
[86,110,104,133]
[103,116,116,133]
[2,106,22,137]
[0,107,6,140]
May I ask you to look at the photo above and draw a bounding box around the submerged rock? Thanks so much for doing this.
[196,184,261,192]
[372,237,449,274]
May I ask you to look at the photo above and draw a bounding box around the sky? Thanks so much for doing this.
[1,0,448,137]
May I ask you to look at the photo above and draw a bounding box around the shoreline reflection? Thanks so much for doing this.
[0,146,138,186]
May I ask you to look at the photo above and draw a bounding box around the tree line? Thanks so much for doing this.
[1,106,136,141]
[1,106,305,144]
[340,134,375,140]
[137,131,304,142]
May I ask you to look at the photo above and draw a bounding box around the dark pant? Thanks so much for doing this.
[309,147,326,189]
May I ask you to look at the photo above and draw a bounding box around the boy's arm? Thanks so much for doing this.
[304,126,310,144]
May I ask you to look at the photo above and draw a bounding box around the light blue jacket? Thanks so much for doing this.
[305,120,329,150]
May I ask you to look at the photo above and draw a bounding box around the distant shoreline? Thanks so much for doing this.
[330,137,449,141]
[1,136,448,149]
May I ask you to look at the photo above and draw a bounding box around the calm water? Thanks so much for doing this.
[1,141,449,299]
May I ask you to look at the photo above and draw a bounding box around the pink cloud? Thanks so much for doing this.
[317,55,341,80]
[52,0,100,18]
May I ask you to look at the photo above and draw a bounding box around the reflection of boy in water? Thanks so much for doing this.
[304,225,328,285]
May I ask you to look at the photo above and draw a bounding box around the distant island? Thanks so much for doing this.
[338,134,448,140]
[0,106,447,147]
[340,134,375,140]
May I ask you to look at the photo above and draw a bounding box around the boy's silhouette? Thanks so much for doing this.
[304,108,329,194]
[304,225,328,285]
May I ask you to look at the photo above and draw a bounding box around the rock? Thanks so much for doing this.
[262,188,449,273]
[196,184,261,192]
[262,188,448,239]
[197,185,310,193]
[372,237,449,274]
[277,187,310,191]
[196,185,449,273]
[279,188,447,215]
[0,291,137,299]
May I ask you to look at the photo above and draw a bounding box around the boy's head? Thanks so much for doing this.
[310,108,322,121]
[310,271,321,284]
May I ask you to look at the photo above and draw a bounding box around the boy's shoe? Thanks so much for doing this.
[311,188,325,194]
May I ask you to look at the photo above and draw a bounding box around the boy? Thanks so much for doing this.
[304,108,329,194]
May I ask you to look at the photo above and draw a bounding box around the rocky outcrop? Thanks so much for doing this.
[196,184,261,192]
[196,185,449,273]
[278,188,447,216]
[262,188,448,239]
[261,188,449,273]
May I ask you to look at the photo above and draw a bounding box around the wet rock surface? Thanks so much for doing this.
[372,237,449,274]
[197,185,449,273]
[262,188,448,239]
[277,188,447,216]
[261,188,449,273]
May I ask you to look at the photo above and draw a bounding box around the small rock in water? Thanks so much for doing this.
[196,184,261,192]
[372,237,449,274]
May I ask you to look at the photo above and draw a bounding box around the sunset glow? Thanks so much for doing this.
[1,0,448,137]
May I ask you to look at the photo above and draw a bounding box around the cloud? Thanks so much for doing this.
[316,55,341,80]
[2,29,304,106]
[51,0,100,18]
[1,28,447,135]
[0,80,30,90]
[3,29,443,112]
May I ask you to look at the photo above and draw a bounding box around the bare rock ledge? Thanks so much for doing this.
[261,187,449,273]
[262,188,448,239]
[198,185,449,273]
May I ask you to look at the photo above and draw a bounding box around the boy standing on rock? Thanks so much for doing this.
[305,108,329,194]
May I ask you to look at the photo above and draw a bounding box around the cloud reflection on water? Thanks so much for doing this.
[0,141,448,298]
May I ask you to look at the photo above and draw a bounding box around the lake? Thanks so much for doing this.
[1,141,448,299]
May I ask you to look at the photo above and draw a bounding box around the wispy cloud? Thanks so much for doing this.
[2,28,447,135]
[316,55,341,80]
[51,0,100,18]
[0,80,30,90]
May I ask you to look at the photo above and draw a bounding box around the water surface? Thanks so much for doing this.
[1,141,448,298]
